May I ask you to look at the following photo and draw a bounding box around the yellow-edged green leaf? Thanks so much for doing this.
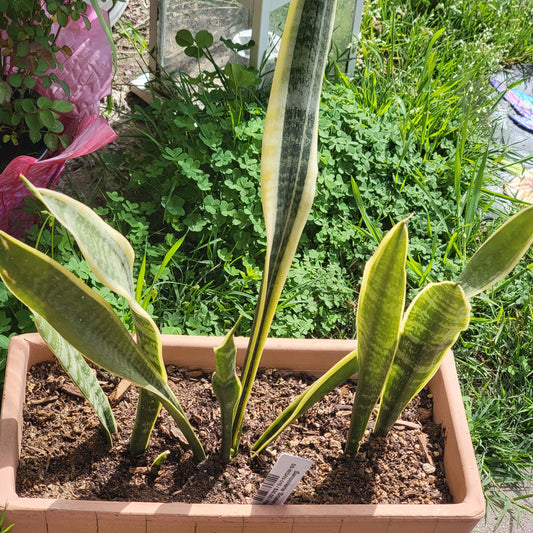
[345,220,408,453]
[0,231,205,460]
[34,313,117,445]
[373,282,470,436]
[458,205,533,298]
[21,178,162,369]
[22,177,135,300]
[232,0,338,453]
[252,348,358,455]
[22,177,165,454]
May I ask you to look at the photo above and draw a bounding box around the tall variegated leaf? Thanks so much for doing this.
[253,348,358,455]
[22,177,164,455]
[458,204,533,298]
[373,282,470,437]
[0,231,205,461]
[231,0,338,453]
[345,220,408,453]
[34,313,117,445]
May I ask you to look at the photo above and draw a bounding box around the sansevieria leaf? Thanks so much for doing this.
[0,231,205,461]
[22,177,164,455]
[458,204,533,298]
[34,313,117,445]
[373,282,470,436]
[212,320,242,462]
[231,0,338,453]
[345,220,408,453]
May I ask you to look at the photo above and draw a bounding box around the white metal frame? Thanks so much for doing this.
[237,0,288,68]
[237,0,365,71]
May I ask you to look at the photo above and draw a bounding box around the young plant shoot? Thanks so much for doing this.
[212,319,242,462]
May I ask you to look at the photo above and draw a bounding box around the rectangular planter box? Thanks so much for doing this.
[0,333,485,533]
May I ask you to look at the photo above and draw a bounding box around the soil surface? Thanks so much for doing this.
[18,360,451,505]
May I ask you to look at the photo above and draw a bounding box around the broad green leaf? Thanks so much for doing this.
[253,348,358,455]
[8,73,23,88]
[458,205,533,298]
[22,179,161,369]
[22,177,165,453]
[24,113,41,133]
[0,80,12,104]
[373,282,470,436]
[195,30,214,48]
[175,29,195,47]
[34,313,117,445]
[0,231,205,461]
[43,133,59,152]
[232,0,338,454]
[50,99,74,113]
[22,177,136,302]
[37,96,53,110]
[345,220,408,453]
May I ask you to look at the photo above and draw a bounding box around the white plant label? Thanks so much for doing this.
[252,453,312,505]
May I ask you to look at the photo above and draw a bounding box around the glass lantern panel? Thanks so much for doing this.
[334,0,359,61]
[268,4,289,43]
[251,1,360,69]
[157,0,252,76]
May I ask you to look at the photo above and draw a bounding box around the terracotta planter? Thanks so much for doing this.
[0,333,485,533]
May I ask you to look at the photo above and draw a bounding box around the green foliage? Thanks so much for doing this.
[0,184,206,461]
[0,0,531,505]
[0,0,89,150]
[256,208,533,455]
[0,283,34,393]
[69,0,530,347]
[455,252,533,505]
[0,505,13,533]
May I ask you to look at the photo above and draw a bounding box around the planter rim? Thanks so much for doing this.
[0,333,485,531]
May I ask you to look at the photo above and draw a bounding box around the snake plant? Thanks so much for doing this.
[254,205,533,454]
[0,179,205,461]
[231,0,338,456]
[2,0,531,467]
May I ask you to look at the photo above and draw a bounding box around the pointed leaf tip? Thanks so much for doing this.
[458,205,533,298]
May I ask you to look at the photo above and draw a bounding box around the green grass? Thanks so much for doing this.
[0,0,532,516]
[456,252,533,509]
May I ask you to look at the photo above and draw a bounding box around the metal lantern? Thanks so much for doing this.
[143,0,364,80]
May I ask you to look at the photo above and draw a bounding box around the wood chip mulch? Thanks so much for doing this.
[17,361,451,505]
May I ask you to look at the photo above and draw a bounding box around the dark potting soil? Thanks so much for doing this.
[17,361,452,505]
